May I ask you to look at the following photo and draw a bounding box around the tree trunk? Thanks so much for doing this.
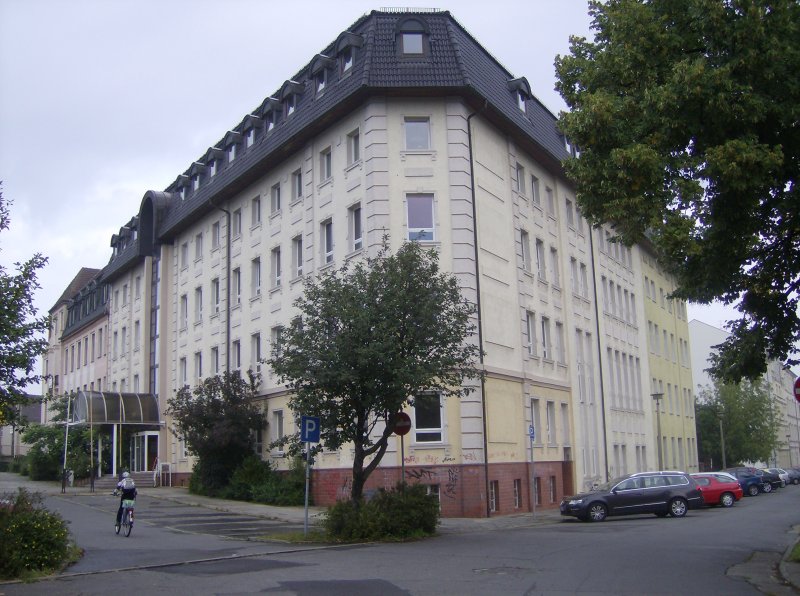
[351,447,366,503]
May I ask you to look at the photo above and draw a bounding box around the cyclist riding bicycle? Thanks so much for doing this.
[114,471,137,525]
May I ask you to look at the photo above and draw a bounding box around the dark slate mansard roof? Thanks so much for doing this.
[103,9,574,280]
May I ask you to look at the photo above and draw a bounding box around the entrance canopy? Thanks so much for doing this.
[71,391,160,425]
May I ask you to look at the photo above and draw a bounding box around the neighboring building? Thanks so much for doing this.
[44,9,697,516]
[640,247,697,473]
[689,319,799,469]
[0,396,42,460]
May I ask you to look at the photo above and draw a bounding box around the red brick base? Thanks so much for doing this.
[311,460,571,518]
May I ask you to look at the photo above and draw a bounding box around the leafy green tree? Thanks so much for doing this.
[21,394,91,480]
[555,0,800,381]
[166,371,265,495]
[0,186,49,426]
[269,241,482,503]
[695,379,780,467]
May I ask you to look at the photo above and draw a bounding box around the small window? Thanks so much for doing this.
[251,333,261,374]
[192,175,201,191]
[208,159,217,178]
[414,392,442,443]
[515,163,526,194]
[350,203,363,251]
[211,221,221,250]
[251,257,261,297]
[232,267,241,306]
[347,129,360,165]
[292,169,303,201]
[320,147,332,181]
[321,219,333,264]
[251,196,262,226]
[404,117,430,150]
[211,278,220,314]
[194,287,203,323]
[246,128,255,148]
[402,32,424,54]
[525,310,537,356]
[180,295,188,330]
[292,235,303,277]
[520,230,531,272]
[407,193,434,241]
[232,340,241,369]
[232,208,242,237]
[271,246,281,288]
[227,143,237,163]
[517,91,527,112]
[195,232,203,261]
[531,175,540,206]
[285,95,296,117]
[271,183,281,214]
[535,239,546,280]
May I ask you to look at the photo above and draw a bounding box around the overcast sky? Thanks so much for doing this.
[0,0,744,349]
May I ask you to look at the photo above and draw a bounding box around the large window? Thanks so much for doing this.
[407,193,434,241]
[414,392,442,443]
[404,117,430,150]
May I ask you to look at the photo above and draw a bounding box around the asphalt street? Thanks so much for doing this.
[2,472,800,595]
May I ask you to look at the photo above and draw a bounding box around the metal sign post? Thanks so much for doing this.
[300,416,320,538]
[393,412,412,490]
[529,424,536,520]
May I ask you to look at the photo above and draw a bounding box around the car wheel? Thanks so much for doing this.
[794,478,799,485]
[762,483,773,493]
[669,498,688,517]
[720,492,735,507]
[587,503,607,522]
[748,484,760,496]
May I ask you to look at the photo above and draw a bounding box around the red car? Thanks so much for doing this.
[691,473,743,507]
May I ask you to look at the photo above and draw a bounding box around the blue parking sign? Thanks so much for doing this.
[300,415,321,443]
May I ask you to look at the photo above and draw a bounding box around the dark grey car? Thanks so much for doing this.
[560,471,703,522]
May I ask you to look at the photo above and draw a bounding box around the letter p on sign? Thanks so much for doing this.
[301,415,321,443]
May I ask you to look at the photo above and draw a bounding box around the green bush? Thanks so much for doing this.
[0,489,71,579]
[323,483,440,541]
[223,456,274,501]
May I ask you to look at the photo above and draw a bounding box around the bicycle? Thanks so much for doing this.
[113,494,135,537]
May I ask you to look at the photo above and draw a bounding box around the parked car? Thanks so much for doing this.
[725,467,782,492]
[765,468,789,487]
[560,471,703,522]
[723,469,765,496]
[690,473,743,507]
[786,468,800,485]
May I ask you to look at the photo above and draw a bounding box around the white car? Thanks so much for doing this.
[766,468,789,487]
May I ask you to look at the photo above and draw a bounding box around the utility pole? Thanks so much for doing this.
[719,417,726,469]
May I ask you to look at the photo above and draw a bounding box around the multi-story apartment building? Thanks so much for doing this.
[44,9,698,516]
[689,319,799,470]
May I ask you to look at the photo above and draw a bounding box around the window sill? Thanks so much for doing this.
[345,160,362,174]
[270,210,282,221]
[318,177,333,191]
[269,285,282,296]
[250,293,262,303]
[400,150,437,161]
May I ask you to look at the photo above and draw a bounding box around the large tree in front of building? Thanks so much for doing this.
[695,379,780,468]
[269,241,482,503]
[555,0,800,382]
[0,186,49,427]
[166,371,265,495]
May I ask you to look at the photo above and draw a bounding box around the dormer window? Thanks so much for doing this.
[192,175,201,191]
[280,80,304,119]
[335,31,363,74]
[342,46,354,72]
[507,78,533,114]
[396,18,429,56]
[179,187,186,200]
[246,128,255,147]
[228,144,237,162]
[266,114,275,132]
[315,70,326,94]
[209,159,217,177]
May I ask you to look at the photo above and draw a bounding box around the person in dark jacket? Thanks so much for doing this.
[114,471,137,525]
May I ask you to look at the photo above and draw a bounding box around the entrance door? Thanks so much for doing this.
[130,431,159,472]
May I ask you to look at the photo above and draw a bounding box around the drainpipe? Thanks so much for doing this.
[210,198,232,372]
[467,102,491,517]
[588,227,610,481]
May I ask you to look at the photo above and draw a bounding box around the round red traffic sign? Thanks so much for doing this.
[394,412,412,436]
[794,376,800,404]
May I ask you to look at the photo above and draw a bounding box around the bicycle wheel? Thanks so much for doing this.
[115,521,121,535]
[125,511,133,537]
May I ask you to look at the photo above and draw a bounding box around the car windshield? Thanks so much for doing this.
[594,476,629,492]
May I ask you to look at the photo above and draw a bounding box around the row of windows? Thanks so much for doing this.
[652,378,694,418]
[63,327,106,375]
[113,276,142,311]
[647,321,690,366]
[530,398,570,447]
[597,228,633,270]
[111,321,142,360]
[524,310,565,364]
[513,162,556,217]
[487,476,559,513]
[601,276,637,325]
[606,348,644,411]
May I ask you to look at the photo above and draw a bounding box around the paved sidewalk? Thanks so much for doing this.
[3,471,799,589]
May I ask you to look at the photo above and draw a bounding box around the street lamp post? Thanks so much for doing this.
[652,393,664,470]
[788,434,793,468]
